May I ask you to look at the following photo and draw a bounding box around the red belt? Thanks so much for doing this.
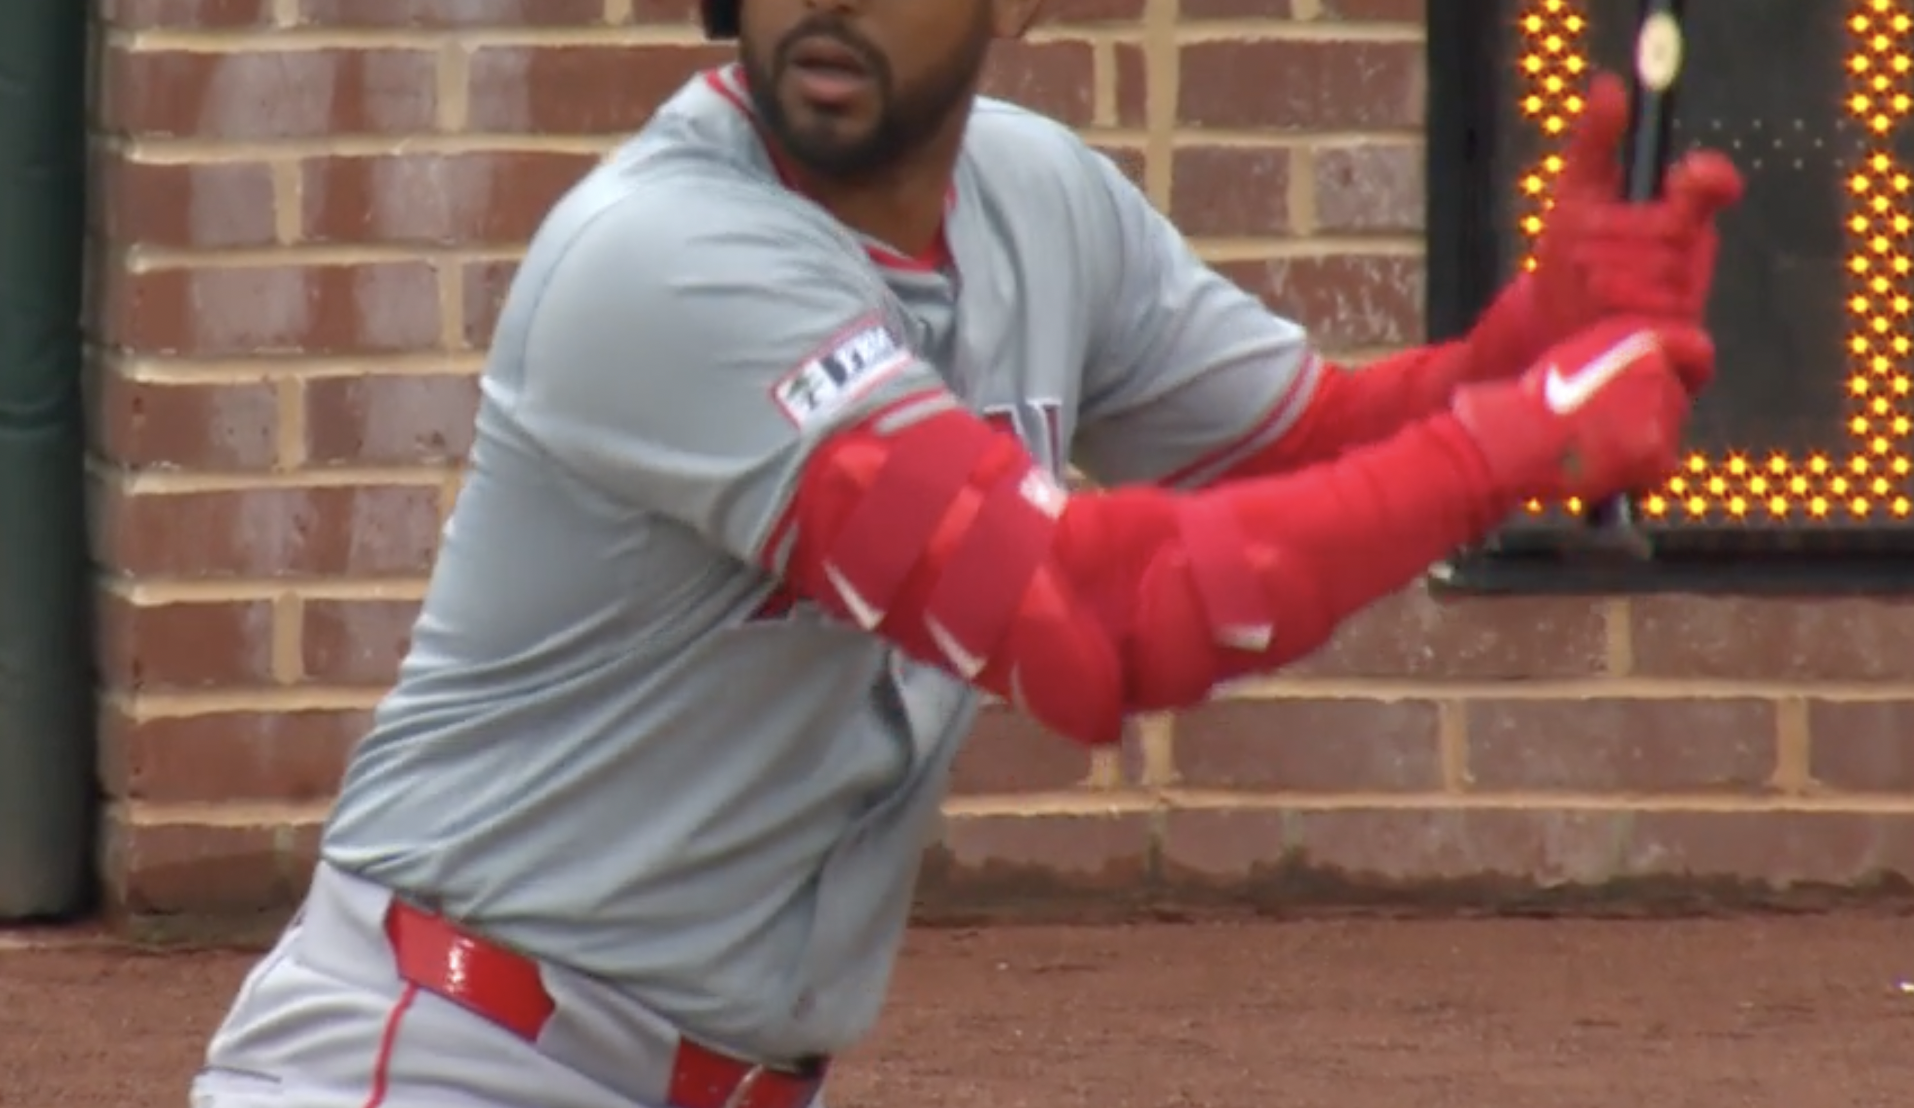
[381,897,827,1108]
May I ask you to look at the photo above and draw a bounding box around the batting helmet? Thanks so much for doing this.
[702,0,739,38]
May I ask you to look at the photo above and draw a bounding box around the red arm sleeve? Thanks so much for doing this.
[1218,342,1474,478]
[778,390,1517,745]
[1193,277,1549,484]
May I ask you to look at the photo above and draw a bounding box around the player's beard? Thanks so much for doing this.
[743,13,991,182]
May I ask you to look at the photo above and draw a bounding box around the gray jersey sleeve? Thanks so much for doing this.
[503,172,946,567]
[1071,148,1328,489]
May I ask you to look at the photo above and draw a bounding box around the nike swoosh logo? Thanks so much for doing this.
[1542,331,1661,413]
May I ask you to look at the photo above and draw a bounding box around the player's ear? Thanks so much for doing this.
[991,0,1044,38]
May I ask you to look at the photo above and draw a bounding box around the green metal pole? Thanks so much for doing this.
[0,0,95,919]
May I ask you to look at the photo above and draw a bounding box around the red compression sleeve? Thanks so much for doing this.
[1186,341,1473,486]
[1193,278,1548,485]
[781,392,1517,745]
[1089,416,1518,710]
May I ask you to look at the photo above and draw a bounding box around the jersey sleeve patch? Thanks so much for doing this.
[770,317,914,428]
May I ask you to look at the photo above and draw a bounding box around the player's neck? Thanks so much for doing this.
[780,130,964,260]
[793,174,948,258]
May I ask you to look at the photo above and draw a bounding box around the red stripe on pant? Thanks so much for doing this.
[360,982,420,1108]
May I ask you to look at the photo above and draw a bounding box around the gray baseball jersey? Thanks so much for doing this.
[318,64,1320,1065]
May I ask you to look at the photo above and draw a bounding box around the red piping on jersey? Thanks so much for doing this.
[358,982,419,1108]
[1156,352,1322,488]
[702,65,954,273]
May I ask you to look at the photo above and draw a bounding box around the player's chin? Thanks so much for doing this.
[778,118,888,174]
[778,93,877,139]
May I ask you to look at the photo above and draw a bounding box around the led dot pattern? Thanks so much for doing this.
[1515,0,1588,274]
[1513,0,1914,525]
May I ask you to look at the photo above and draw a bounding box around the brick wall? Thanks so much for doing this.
[87,0,1914,927]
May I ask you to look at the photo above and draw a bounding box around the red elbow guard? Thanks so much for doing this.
[783,394,1130,745]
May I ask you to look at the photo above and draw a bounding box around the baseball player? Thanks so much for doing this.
[188,0,1744,1105]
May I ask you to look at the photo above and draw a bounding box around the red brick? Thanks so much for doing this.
[1043,0,1148,23]
[628,0,699,24]
[1170,146,1290,237]
[917,812,1155,916]
[1286,807,1626,888]
[297,0,605,25]
[1114,44,1148,128]
[102,262,443,357]
[980,43,1096,128]
[94,484,444,578]
[1215,253,1424,348]
[1157,807,1289,891]
[100,707,368,803]
[105,817,306,915]
[301,599,421,685]
[1808,700,1914,793]
[1174,698,1442,792]
[1621,811,1914,889]
[1179,0,1293,17]
[1464,699,1778,794]
[466,45,731,134]
[1313,141,1425,233]
[102,48,438,140]
[101,0,271,27]
[462,260,519,349]
[1323,0,1425,21]
[304,374,478,466]
[1282,587,1608,679]
[87,372,278,471]
[91,151,277,249]
[96,593,276,691]
[950,704,1096,795]
[1177,40,1423,131]
[1160,806,1628,896]
[300,152,597,246]
[1631,598,1914,681]
[287,821,326,884]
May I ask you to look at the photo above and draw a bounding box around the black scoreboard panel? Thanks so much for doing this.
[1430,0,1914,592]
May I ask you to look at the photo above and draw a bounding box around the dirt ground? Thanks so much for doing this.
[4,914,1914,1108]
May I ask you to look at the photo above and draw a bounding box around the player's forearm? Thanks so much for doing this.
[1196,341,1476,482]
[1063,411,1517,711]
[780,394,1517,746]
[1192,279,1546,485]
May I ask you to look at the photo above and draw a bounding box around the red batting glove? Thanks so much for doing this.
[1462,71,1745,391]
[1451,318,1714,505]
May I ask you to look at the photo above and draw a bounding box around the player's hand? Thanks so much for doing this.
[1468,71,1744,389]
[1449,318,1712,504]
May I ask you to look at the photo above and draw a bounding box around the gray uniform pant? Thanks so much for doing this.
[189,861,826,1108]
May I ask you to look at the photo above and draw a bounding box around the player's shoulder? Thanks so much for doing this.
[523,71,867,278]
[959,97,1138,224]
[528,143,868,301]
[962,98,1124,186]
[964,96,1088,152]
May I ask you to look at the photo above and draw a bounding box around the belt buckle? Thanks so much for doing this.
[719,1064,765,1108]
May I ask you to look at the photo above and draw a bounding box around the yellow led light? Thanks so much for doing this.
[1516,1,1914,524]
[1512,1,1590,270]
